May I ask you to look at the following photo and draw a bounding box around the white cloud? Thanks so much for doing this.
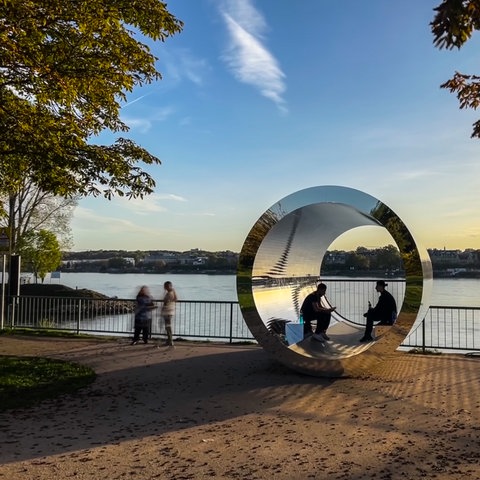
[175,212,216,217]
[73,206,140,230]
[122,106,175,133]
[219,0,287,111]
[122,118,152,134]
[396,169,440,181]
[154,193,187,202]
[180,52,208,86]
[161,48,209,87]
[151,106,176,121]
[110,193,187,215]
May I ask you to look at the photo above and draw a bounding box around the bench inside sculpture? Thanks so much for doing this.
[267,290,395,360]
[237,186,432,377]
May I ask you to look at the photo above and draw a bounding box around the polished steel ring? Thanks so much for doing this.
[237,186,432,377]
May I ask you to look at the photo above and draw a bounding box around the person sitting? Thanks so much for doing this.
[300,282,336,341]
[360,280,397,342]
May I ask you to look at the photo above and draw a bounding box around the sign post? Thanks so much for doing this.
[1,255,5,330]
[0,229,8,330]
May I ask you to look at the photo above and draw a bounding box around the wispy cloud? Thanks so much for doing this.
[219,0,287,112]
[154,193,188,202]
[73,206,141,230]
[111,193,187,215]
[179,51,208,85]
[122,118,152,134]
[396,169,440,181]
[161,48,209,87]
[122,106,176,133]
[175,212,216,217]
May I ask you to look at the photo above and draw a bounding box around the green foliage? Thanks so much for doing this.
[370,202,423,277]
[431,1,480,138]
[0,1,183,198]
[0,356,96,411]
[0,327,109,338]
[107,256,131,269]
[19,229,62,282]
[431,0,480,49]
[403,281,423,312]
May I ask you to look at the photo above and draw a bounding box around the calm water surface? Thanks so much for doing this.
[52,272,236,302]
[47,272,480,307]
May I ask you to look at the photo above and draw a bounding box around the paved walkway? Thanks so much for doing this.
[1,336,480,479]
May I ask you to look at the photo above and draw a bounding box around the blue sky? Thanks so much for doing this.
[71,0,480,252]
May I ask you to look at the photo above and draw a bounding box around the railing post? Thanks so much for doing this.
[229,302,234,344]
[421,317,426,354]
[77,299,81,335]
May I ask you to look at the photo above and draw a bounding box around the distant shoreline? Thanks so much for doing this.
[56,270,480,279]
[59,269,237,275]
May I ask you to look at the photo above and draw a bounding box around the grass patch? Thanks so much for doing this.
[0,328,118,341]
[0,356,96,411]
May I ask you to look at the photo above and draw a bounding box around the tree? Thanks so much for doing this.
[107,257,131,270]
[20,230,62,283]
[0,176,77,253]
[373,245,402,271]
[0,1,183,198]
[345,252,370,270]
[431,0,480,138]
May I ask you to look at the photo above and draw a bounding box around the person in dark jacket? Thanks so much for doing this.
[131,286,155,345]
[300,282,336,341]
[359,280,397,342]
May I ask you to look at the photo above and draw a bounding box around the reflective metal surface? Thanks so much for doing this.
[237,186,432,377]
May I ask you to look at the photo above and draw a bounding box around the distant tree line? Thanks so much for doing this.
[61,250,238,274]
[322,245,403,275]
[58,246,480,277]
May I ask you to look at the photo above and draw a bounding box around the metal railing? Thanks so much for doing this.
[4,292,480,354]
[400,306,480,353]
[319,278,406,326]
[6,296,254,343]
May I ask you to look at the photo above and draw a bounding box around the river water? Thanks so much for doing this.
[37,272,480,352]
[46,272,480,308]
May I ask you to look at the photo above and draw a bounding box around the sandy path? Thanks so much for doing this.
[0,336,479,479]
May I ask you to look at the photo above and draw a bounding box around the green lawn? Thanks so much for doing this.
[0,356,96,411]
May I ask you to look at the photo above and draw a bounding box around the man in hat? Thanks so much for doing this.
[359,280,397,342]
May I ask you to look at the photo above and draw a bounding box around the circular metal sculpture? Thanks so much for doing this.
[237,186,432,377]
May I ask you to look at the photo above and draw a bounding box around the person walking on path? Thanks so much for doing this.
[132,286,155,345]
[300,282,336,341]
[161,281,178,347]
[360,280,397,342]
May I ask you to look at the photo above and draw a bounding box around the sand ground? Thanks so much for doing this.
[0,335,479,480]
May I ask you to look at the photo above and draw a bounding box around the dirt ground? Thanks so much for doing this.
[0,335,479,480]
